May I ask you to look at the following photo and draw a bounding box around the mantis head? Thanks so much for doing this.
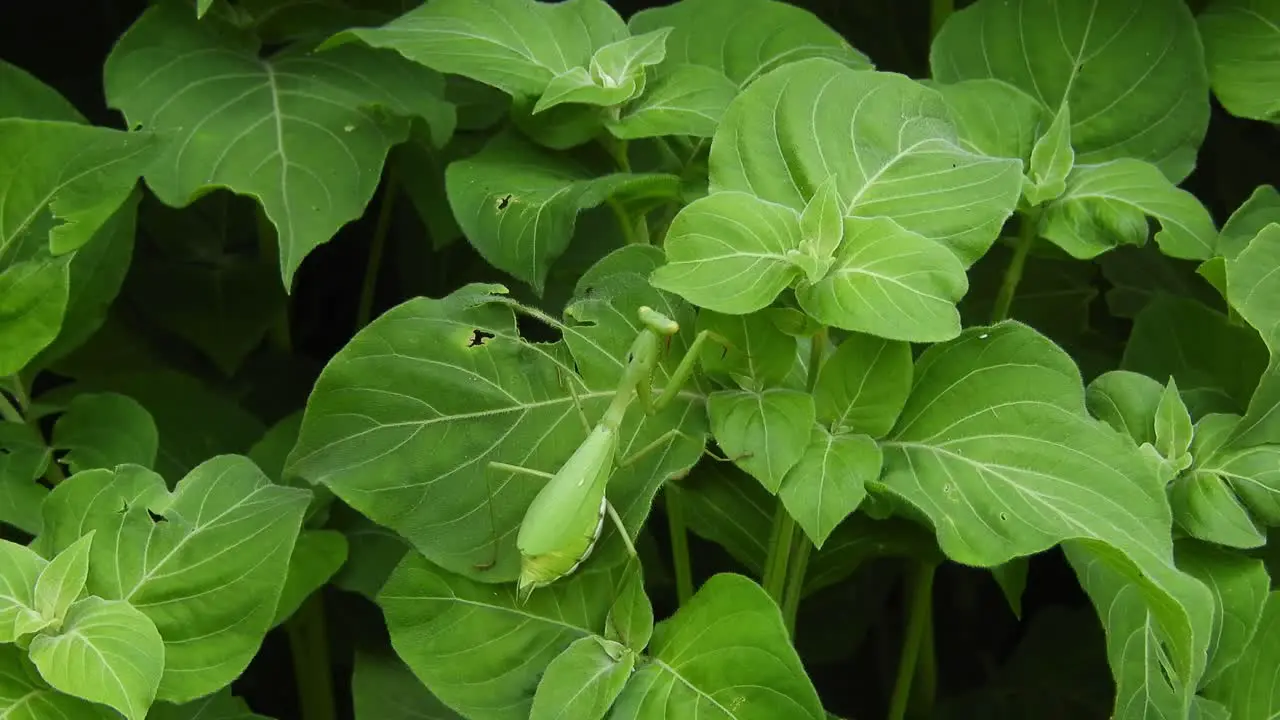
[637,306,679,336]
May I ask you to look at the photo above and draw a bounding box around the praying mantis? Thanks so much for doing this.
[486,305,732,602]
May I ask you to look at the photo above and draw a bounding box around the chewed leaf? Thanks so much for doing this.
[327,0,627,99]
[104,3,456,287]
[795,217,968,343]
[931,0,1208,182]
[651,191,803,314]
[710,60,1022,266]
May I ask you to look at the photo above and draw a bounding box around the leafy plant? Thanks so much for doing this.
[2,0,1279,718]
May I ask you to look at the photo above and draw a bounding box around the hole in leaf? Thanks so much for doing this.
[468,330,495,348]
[147,509,167,524]
[496,194,513,211]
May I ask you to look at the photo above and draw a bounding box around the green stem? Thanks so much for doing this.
[761,505,796,604]
[666,486,694,606]
[887,562,937,720]
[781,536,812,635]
[0,391,22,424]
[911,609,938,717]
[608,198,644,245]
[256,209,292,353]
[356,168,399,331]
[286,594,336,720]
[930,0,953,38]
[990,211,1039,323]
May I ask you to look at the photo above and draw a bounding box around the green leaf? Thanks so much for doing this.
[287,283,708,582]
[0,539,47,642]
[1228,224,1280,350]
[629,0,869,87]
[379,552,630,720]
[794,217,969,343]
[28,596,164,720]
[445,131,678,294]
[604,565,652,652]
[330,506,409,601]
[272,529,348,627]
[1040,160,1217,261]
[779,428,880,548]
[1024,102,1074,206]
[104,3,455,286]
[530,637,633,720]
[589,27,671,91]
[607,64,737,140]
[1085,370,1164,447]
[0,118,156,257]
[709,60,1023,266]
[34,457,310,702]
[932,79,1048,162]
[1170,470,1266,548]
[1177,540,1270,686]
[694,310,795,390]
[813,332,912,438]
[328,0,626,100]
[0,644,116,720]
[1099,244,1225,320]
[0,422,51,535]
[1122,296,1267,417]
[931,0,1209,181]
[1204,590,1280,717]
[1155,378,1194,467]
[1218,185,1280,260]
[0,248,71,378]
[666,463,771,576]
[881,322,1213,688]
[610,573,825,719]
[1198,0,1280,122]
[709,388,815,493]
[1064,542,1206,720]
[796,175,843,283]
[51,393,158,475]
[535,68,628,115]
[352,651,463,720]
[32,531,93,625]
[649,191,802,315]
[0,59,86,122]
[1196,441,1280,529]
[147,691,273,720]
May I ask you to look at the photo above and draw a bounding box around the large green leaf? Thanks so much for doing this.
[880,322,1212,689]
[779,428,881,548]
[1204,590,1280,718]
[1227,223,1280,349]
[1198,0,1280,122]
[352,651,462,720]
[379,552,628,720]
[1177,541,1269,687]
[708,60,1023,266]
[1218,185,1280,260]
[445,131,679,293]
[104,3,455,286]
[530,637,633,720]
[31,532,94,625]
[1040,159,1217,261]
[693,310,796,391]
[813,332,912,438]
[51,392,158,475]
[271,529,348,627]
[0,252,69,378]
[0,422,51,535]
[708,388,814,493]
[933,79,1048,162]
[1085,370,1164,447]
[607,64,738,140]
[148,690,273,720]
[287,281,708,582]
[34,458,310,702]
[610,573,825,720]
[0,59,85,122]
[328,0,626,100]
[931,0,1209,182]
[28,596,164,720]
[629,0,870,87]
[0,644,116,720]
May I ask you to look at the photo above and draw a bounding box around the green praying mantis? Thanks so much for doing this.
[486,305,734,603]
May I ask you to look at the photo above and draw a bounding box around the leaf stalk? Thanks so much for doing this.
[887,561,937,720]
[991,210,1040,323]
[286,593,337,720]
[356,167,399,331]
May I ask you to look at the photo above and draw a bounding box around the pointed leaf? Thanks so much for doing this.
[272,529,348,627]
[779,429,880,548]
[709,388,815,493]
[379,552,630,720]
[1085,370,1164,447]
[797,175,843,279]
[1227,224,1280,350]
[1204,590,1280,717]
[28,596,164,720]
[794,217,968,343]
[1155,378,1194,465]
[1218,185,1280,260]
[933,79,1047,162]
[52,393,158,474]
[650,191,802,314]
[1199,0,1280,122]
[590,28,671,89]
[1025,102,1073,206]
[1177,540,1270,686]
[0,539,47,642]
[1170,471,1265,548]
[445,132,678,293]
[104,4,455,285]
[35,458,310,702]
[352,651,463,720]
[610,573,825,720]
[530,637,633,720]
[32,531,94,624]
[607,64,737,140]
[0,246,71,378]
[0,423,51,535]
[710,60,1023,266]
[931,0,1209,181]
[604,564,652,653]
[813,332,912,438]
[0,644,117,720]
[327,0,627,99]
[0,59,85,122]
[534,67,629,114]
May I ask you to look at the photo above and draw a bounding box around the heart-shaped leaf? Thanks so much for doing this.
[779,429,881,548]
[709,388,815,493]
[1198,0,1280,122]
[51,393,158,475]
[530,637,634,720]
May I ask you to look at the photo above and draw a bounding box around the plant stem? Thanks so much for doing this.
[286,593,336,720]
[991,211,1039,323]
[762,505,797,604]
[930,0,953,38]
[356,168,398,331]
[666,486,694,606]
[911,610,938,717]
[0,391,22,423]
[781,535,812,635]
[256,209,293,353]
[608,198,643,245]
[887,561,937,720]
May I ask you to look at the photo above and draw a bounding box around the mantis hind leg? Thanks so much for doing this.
[617,428,754,469]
